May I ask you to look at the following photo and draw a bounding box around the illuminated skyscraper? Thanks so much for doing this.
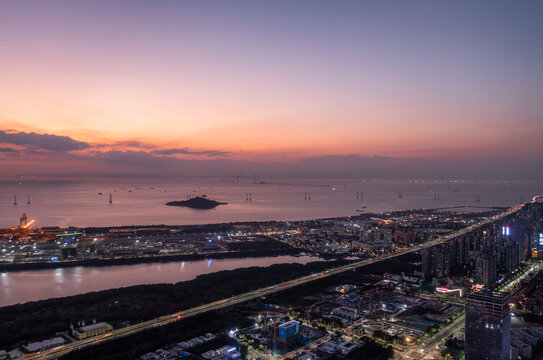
[465,289,511,360]
[537,230,543,260]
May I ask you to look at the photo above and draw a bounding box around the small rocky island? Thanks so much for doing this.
[165,196,227,210]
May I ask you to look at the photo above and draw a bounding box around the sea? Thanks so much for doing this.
[0,177,540,228]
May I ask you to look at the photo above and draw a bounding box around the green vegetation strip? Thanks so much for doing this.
[0,260,349,349]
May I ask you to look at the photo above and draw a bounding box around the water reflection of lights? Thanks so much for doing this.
[73,267,83,285]
[207,259,212,268]
[1,272,8,287]
[54,268,65,283]
[1,255,317,307]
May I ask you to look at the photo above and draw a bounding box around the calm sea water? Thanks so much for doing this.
[0,255,323,307]
[0,178,540,228]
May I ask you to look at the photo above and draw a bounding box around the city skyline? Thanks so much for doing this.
[1,1,543,180]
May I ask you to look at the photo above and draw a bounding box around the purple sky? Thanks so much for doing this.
[0,1,542,180]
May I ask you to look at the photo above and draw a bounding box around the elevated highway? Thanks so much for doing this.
[26,202,528,359]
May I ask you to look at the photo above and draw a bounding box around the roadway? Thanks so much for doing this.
[283,334,332,359]
[26,203,526,359]
[402,313,465,360]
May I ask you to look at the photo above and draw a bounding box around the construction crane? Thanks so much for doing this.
[242,304,309,352]
[241,309,288,351]
[305,300,320,324]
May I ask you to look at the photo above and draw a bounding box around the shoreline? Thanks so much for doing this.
[0,248,303,272]
[0,206,504,272]
[1,206,505,233]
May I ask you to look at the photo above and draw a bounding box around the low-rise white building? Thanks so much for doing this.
[72,322,113,340]
[318,340,339,355]
[8,349,23,359]
[296,351,317,360]
[336,341,359,356]
[332,306,359,320]
[23,337,65,353]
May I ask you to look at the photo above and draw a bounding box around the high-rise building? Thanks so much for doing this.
[278,320,300,339]
[455,237,466,267]
[465,289,511,360]
[537,230,543,260]
[502,225,528,261]
[432,245,452,278]
[277,320,300,349]
[421,244,457,279]
[503,242,519,273]
[476,252,497,287]
[421,249,432,278]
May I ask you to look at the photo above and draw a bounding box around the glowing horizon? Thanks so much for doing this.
[1,1,542,179]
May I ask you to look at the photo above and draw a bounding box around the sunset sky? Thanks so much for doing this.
[1,1,542,180]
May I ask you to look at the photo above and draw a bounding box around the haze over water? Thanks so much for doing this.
[0,178,539,228]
